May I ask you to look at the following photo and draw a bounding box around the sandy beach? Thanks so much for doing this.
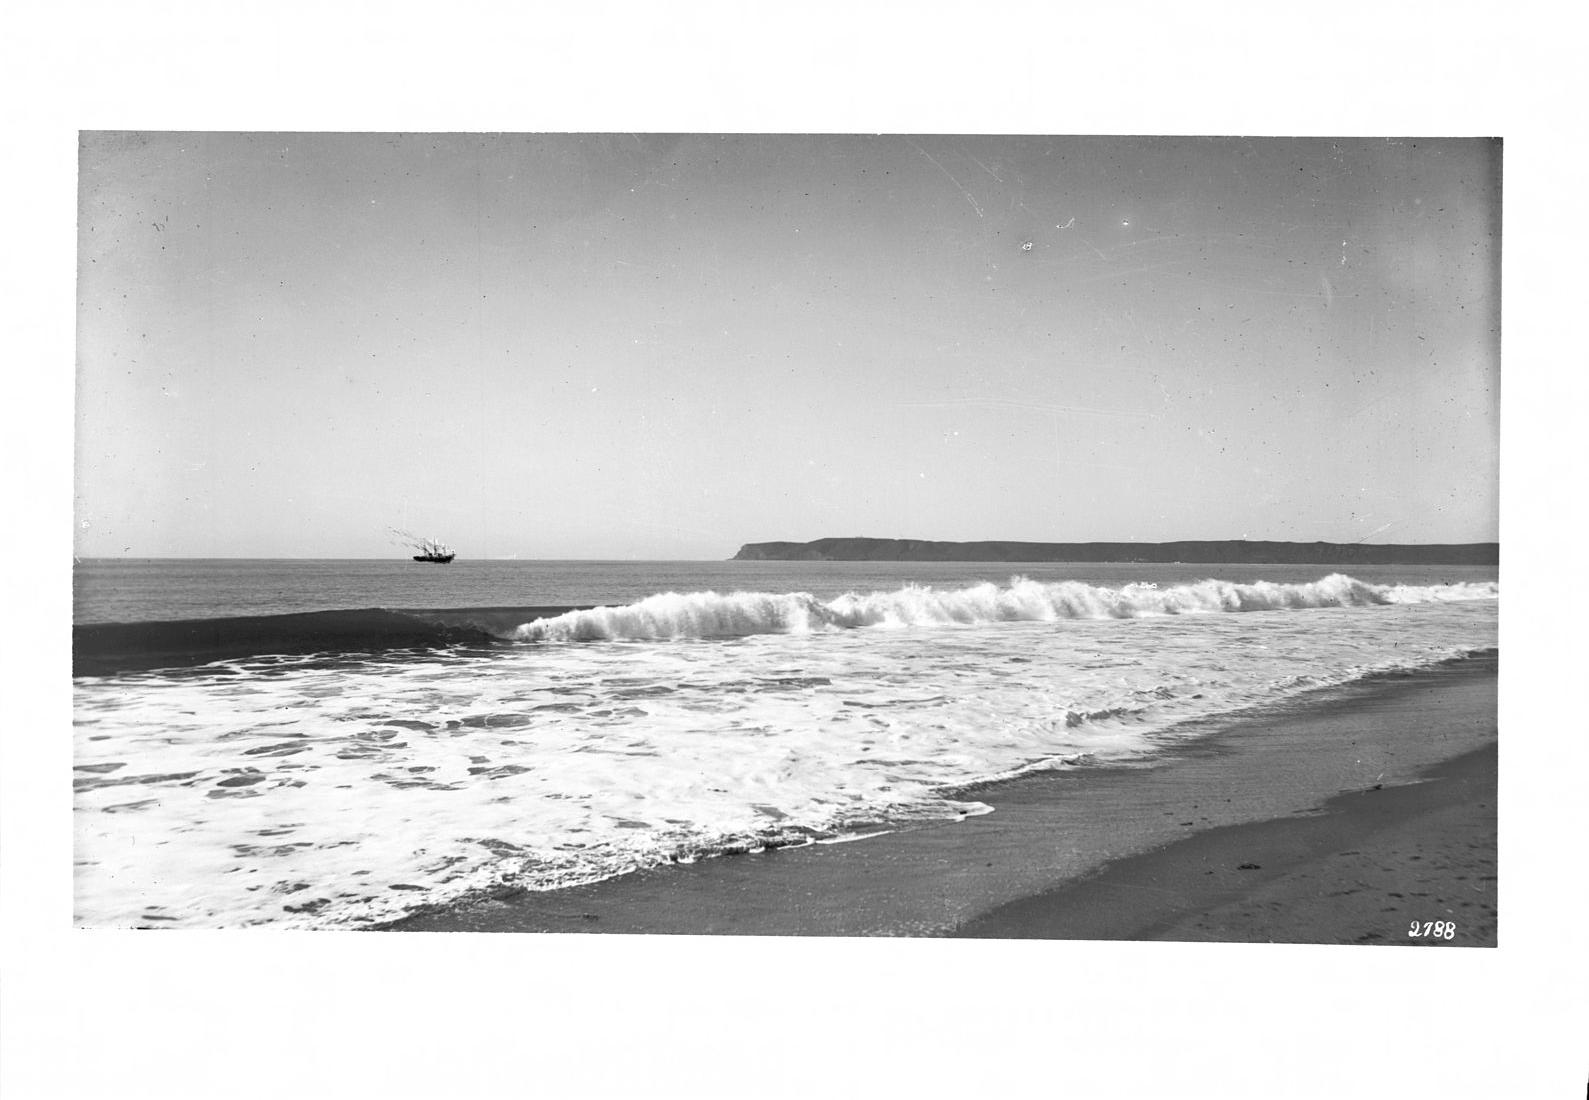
[955,742,1495,944]
[387,653,1497,943]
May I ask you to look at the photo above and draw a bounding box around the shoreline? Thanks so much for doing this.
[732,536,1500,565]
[386,653,1497,940]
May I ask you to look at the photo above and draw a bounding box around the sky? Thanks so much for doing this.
[76,133,1500,559]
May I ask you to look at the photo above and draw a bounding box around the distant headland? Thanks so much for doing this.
[731,538,1499,566]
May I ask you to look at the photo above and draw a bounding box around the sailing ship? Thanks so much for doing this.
[411,537,456,564]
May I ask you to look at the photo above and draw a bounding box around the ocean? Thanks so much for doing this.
[72,559,1499,929]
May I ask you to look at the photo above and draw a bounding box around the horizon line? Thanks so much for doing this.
[73,534,1503,563]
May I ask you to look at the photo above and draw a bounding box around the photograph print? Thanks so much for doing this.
[73,133,1499,940]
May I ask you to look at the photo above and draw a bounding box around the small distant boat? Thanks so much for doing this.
[411,537,456,564]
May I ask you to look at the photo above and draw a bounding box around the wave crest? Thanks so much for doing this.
[514,574,1497,643]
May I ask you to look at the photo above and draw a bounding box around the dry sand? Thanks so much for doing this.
[386,655,1497,942]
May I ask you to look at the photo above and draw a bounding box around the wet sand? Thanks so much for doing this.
[954,742,1495,944]
[386,654,1497,941]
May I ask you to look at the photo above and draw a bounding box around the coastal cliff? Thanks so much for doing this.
[731,538,1499,566]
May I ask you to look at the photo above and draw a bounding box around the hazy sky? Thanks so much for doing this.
[76,133,1499,559]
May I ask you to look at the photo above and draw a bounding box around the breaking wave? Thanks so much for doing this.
[515,574,1498,643]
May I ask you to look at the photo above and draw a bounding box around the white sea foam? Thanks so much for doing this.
[73,578,1498,929]
[513,574,1497,642]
